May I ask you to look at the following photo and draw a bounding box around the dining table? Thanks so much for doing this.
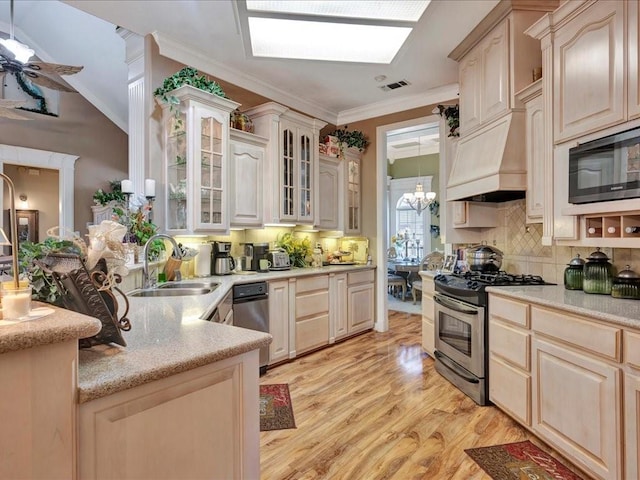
[389,260,422,290]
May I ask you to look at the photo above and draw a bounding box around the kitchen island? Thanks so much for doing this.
[486,284,640,480]
[77,263,373,479]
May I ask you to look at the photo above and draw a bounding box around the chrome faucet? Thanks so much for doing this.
[142,234,182,289]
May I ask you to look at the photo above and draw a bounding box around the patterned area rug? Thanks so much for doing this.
[465,441,585,480]
[259,384,296,431]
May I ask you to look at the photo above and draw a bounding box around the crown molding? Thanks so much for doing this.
[153,31,339,124]
[336,83,459,125]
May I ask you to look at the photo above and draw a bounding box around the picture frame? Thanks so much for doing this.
[5,209,39,245]
[442,254,457,273]
[15,209,39,244]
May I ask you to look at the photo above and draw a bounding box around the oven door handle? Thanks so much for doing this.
[434,295,479,315]
[434,351,480,384]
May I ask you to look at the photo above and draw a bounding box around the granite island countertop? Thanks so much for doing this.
[0,302,101,354]
[78,264,375,403]
[486,284,640,329]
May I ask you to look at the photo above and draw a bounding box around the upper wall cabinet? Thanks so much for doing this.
[628,0,640,119]
[161,86,239,234]
[450,1,557,137]
[344,149,362,235]
[553,0,626,144]
[243,103,326,225]
[229,129,268,228]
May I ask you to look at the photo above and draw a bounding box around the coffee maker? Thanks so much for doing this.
[212,241,235,275]
[251,243,270,271]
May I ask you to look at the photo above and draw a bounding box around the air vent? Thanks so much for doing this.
[379,79,411,92]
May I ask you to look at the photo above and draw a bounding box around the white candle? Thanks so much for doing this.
[144,179,156,197]
[2,291,31,319]
[121,179,133,194]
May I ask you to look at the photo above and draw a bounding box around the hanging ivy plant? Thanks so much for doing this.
[327,126,369,153]
[153,67,227,109]
[437,104,459,137]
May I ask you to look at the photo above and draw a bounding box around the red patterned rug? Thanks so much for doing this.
[259,384,296,431]
[465,440,585,479]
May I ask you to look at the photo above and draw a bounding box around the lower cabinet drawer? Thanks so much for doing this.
[296,314,329,354]
[295,291,329,318]
[348,269,374,285]
[489,319,530,371]
[489,355,531,426]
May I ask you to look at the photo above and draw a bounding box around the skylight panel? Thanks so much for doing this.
[248,17,411,63]
[246,0,430,22]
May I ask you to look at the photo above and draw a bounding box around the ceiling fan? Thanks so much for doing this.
[0,0,83,94]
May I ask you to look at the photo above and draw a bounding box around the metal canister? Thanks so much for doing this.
[583,248,613,295]
[612,265,640,299]
[564,253,585,290]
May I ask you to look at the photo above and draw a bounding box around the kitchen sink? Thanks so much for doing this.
[128,287,215,297]
[157,281,220,290]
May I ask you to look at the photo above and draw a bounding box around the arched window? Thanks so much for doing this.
[388,177,431,261]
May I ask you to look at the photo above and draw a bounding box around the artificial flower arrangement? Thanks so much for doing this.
[275,233,312,268]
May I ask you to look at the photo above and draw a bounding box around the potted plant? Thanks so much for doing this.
[326,126,369,157]
[153,67,227,112]
[275,233,311,268]
[436,104,459,138]
[93,180,126,206]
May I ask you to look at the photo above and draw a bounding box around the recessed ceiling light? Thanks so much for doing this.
[248,17,412,63]
[374,75,387,82]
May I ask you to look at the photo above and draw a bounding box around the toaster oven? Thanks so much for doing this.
[268,251,291,270]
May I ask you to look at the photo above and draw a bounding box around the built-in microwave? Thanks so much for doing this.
[569,127,640,204]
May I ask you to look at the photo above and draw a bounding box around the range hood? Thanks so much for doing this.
[447,112,527,202]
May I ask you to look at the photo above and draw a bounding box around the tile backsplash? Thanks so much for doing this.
[460,199,640,284]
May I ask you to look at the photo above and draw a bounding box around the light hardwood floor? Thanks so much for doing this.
[260,311,590,480]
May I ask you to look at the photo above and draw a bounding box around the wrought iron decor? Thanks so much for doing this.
[39,253,131,348]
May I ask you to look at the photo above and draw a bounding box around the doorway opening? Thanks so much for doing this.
[374,114,441,330]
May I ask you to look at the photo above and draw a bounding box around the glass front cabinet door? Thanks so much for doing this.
[161,86,239,234]
[279,118,316,224]
[345,150,361,234]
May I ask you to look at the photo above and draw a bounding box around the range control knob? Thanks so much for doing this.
[471,282,479,290]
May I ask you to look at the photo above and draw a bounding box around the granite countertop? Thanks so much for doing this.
[0,302,101,354]
[78,264,375,403]
[486,284,640,329]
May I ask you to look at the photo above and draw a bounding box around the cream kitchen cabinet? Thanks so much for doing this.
[161,85,239,234]
[229,130,267,228]
[330,272,348,341]
[317,155,342,230]
[347,269,375,334]
[552,0,626,143]
[344,148,362,234]
[245,103,326,225]
[268,279,291,365]
[78,350,260,480]
[624,331,640,480]
[294,275,330,355]
[629,0,640,119]
[451,2,554,136]
[489,290,624,480]
[451,200,498,228]
[516,80,544,223]
[488,294,531,426]
[419,273,435,356]
[457,20,508,135]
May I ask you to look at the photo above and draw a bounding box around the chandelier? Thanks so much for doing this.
[402,183,436,215]
[401,135,436,215]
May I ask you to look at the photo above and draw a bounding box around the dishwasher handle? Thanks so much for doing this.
[233,293,268,304]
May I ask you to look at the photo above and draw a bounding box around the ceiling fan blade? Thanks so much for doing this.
[25,61,83,76]
[23,71,76,92]
[0,99,26,108]
[0,106,30,120]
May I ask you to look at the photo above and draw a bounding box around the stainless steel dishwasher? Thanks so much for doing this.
[233,281,269,375]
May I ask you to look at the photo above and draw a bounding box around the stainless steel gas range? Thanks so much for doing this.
[433,271,553,405]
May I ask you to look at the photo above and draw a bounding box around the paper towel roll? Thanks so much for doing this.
[194,243,212,277]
